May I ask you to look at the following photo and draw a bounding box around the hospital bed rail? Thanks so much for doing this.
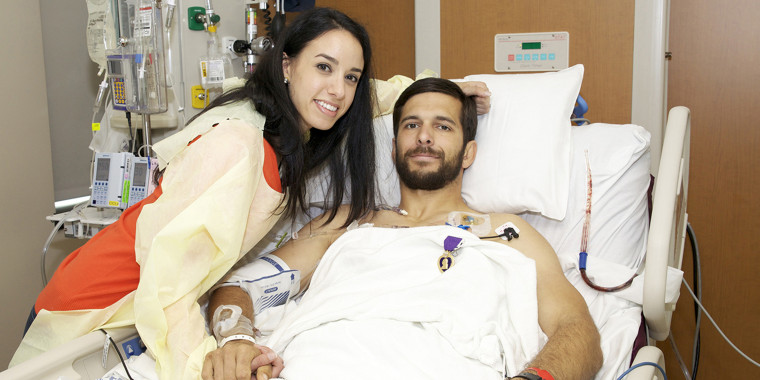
[624,106,691,380]
[0,326,139,380]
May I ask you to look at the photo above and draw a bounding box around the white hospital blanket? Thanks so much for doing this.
[261,225,545,380]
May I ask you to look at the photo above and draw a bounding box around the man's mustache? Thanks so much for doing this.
[404,146,443,159]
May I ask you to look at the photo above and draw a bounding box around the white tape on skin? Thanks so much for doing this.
[447,211,492,236]
[212,305,254,343]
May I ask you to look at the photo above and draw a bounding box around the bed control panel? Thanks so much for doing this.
[494,32,569,72]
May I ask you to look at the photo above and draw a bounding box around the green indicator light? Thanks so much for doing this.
[522,42,541,50]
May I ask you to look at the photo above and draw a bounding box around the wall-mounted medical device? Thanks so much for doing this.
[494,32,569,72]
[126,156,157,208]
[233,1,273,75]
[91,152,132,209]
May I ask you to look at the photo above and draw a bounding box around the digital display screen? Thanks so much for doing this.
[522,42,542,50]
[132,163,147,187]
[107,59,123,76]
[95,158,111,181]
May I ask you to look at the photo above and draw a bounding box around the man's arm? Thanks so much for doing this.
[492,215,603,380]
[202,209,349,380]
[203,286,278,380]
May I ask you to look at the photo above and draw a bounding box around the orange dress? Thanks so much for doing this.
[36,139,281,313]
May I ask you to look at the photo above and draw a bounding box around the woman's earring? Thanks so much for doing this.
[284,77,290,85]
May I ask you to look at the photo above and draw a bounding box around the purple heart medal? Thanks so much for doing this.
[438,236,463,273]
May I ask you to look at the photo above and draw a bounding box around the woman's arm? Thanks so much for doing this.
[373,72,491,116]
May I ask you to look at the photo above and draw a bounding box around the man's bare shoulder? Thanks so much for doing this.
[484,213,555,261]
[486,213,535,235]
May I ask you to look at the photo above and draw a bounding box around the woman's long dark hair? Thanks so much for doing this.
[195,7,377,226]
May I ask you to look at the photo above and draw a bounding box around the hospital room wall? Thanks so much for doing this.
[0,0,52,369]
[2,0,45,367]
[319,0,635,127]
[439,0,635,125]
[664,0,760,377]
[313,0,416,80]
[0,1,89,368]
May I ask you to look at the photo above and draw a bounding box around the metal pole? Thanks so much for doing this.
[142,113,152,157]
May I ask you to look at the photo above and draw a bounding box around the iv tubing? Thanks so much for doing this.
[164,0,176,28]
[172,1,186,126]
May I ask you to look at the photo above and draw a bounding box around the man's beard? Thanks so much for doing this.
[395,145,464,190]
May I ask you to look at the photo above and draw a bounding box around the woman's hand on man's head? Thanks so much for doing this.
[457,81,492,115]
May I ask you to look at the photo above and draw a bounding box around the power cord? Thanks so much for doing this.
[99,329,135,380]
[41,200,89,286]
[616,361,667,380]
[687,223,701,378]
[668,332,692,379]
[667,222,702,380]
[682,277,760,368]
[668,222,760,378]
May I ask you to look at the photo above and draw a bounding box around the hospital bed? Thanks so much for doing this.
[0,68,690,380]
[611,105,691,380]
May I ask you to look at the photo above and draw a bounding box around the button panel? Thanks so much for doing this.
[494,32,569,72]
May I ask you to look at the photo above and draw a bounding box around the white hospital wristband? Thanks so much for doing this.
[218,334,257,348]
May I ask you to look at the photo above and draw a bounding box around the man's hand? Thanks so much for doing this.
[456,81,492,115]
[202,340,284,380]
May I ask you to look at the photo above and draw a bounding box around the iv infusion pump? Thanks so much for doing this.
[91,152,156,209]
[127,156,157,208]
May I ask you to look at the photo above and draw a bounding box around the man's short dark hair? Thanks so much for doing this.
[391,78,478,144]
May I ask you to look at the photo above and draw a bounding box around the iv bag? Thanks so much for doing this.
[85,0,117,73]
[199,33,233,90]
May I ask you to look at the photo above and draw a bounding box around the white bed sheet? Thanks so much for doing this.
[261,224,543,380]
[250,226,681,380]
[92,228,682,380]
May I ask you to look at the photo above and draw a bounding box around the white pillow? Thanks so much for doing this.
[461,65,584,220]
[311,66,584,218]
[373,114,401,206]
[521,123,651,269]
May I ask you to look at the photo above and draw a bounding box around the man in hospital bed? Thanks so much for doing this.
[202,78,603,380]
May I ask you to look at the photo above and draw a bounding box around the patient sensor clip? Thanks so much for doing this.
[495,222,520,241]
